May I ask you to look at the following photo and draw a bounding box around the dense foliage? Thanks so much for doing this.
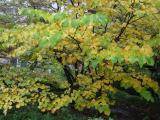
[0,0,160,116]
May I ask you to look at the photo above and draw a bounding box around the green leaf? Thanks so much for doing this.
[129,55,139,64]
[116,55,124,63]
[39,39,49,48]
[71,20,80,28]
[138,56,146,68]
[96,14,108,25]
[90,58,102,69]
[80,15,91,25]
[4,80,15,85]
[62,19,70,27]
[140,88,154,102]
[101,104,110,116]
[146,57,154,66]
[49,32,63,47]
[109,56,118,64]
[53,12,66,21]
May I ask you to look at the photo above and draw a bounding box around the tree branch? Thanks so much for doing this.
[68,35,82,52]
[115,13,135,42]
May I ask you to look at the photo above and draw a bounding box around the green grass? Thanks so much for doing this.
[0,106,100,120]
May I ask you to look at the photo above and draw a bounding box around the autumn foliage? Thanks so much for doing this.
[0,0,160,116]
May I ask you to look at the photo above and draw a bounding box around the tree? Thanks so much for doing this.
[0,0,160,116]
